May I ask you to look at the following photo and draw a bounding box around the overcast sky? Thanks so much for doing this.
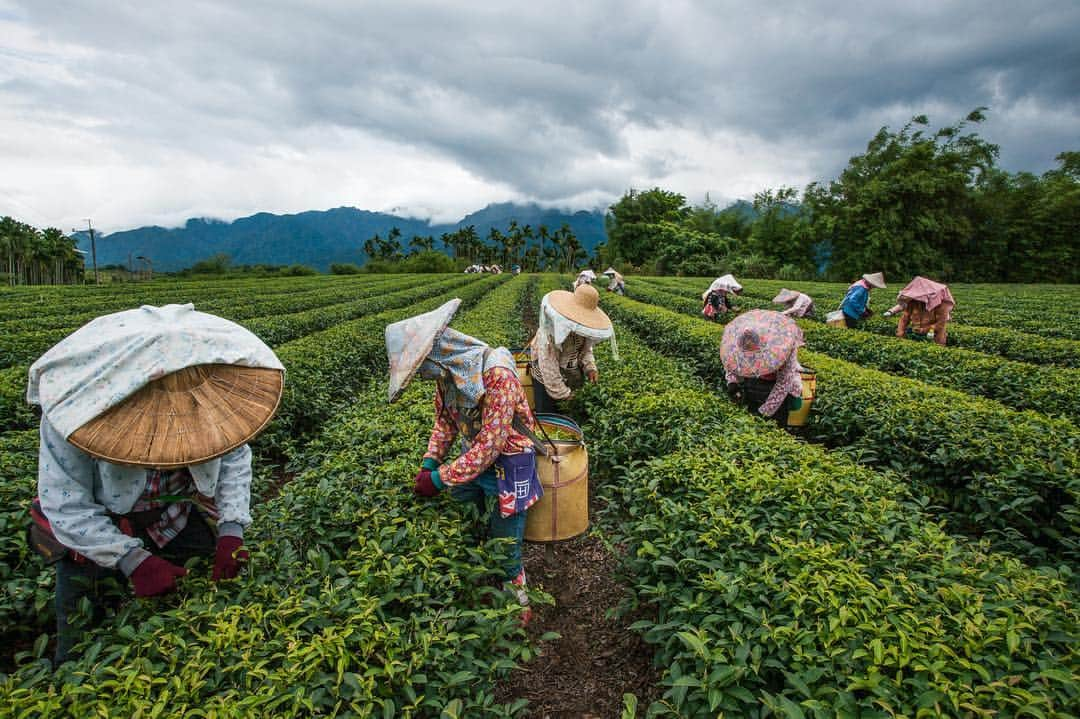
[2,1,1077,232]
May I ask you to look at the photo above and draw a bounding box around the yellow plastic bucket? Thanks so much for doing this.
[525,414,589,542]
[511,348,535,410]
[787,367,816,427]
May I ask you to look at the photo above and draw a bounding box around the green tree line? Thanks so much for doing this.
[359,221,586,272]
[603,109,1079,283]
[0,216,85,286]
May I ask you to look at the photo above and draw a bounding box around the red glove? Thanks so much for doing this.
[213,536,249,581]
[130,555,187,597]
[413,469,440,497]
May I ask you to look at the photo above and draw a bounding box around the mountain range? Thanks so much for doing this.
[76,203,608,272]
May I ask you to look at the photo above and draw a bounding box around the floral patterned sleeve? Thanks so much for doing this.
[424,389,458,462]
[439,367,518,486]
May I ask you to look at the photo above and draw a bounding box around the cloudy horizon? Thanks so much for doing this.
[2,1,1078,233]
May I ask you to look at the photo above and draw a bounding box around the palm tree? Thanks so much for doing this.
[409,234,434,255]
[0,217,84,285]
[520,224,534,266]
[488,227,506,265]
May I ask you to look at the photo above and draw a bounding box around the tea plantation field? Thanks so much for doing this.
[0,274,1077,717]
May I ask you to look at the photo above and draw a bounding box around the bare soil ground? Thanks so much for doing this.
[496,535,660,718]
[496,292,660,717]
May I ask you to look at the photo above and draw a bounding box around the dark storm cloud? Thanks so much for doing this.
[3,0,1078,228]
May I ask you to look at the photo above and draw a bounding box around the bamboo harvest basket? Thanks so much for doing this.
[525,414,589,542]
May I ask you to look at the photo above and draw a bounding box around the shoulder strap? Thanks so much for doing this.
[483,347,556,456]
[512,414,555,457]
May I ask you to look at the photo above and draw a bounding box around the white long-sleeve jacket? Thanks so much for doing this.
[37,417,252,571]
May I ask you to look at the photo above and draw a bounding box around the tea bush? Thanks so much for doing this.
[644,277,1080,367]
[576,327,1080,717]
[0,275,546,717]
[628,282,1080,419]
[604,292,1080,565]
[0,275,481,433]
[0,274,504,667]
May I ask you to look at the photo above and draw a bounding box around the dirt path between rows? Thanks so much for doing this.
[495,282,659,718]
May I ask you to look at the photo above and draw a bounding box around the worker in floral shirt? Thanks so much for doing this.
[27,304,285,665]
[385,299,543,622]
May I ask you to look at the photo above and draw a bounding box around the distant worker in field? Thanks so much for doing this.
[603,267,625,295]
[27,304,285,665]
[572,269,597,290]
[701,274,743,319]
[772,288,815,318]
[883,276,955,346]
[385,299,542,623]
[529,285,616,413]
[839,272,886,327]
[721,309,805,426]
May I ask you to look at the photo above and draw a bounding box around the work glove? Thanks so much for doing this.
[213,536,249,581]
[130,555,188,597]
[413,469,443,497]
[586,368,599,384]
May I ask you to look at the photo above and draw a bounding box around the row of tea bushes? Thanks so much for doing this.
[0,275,483,432]
[604,292,1080,567]
[0,273,352,322]
[643,277,1080,368]
[0,274,452,367]
[571,326,1080,717]
[628,282,1080,420]
[0,276,542,716]
[0,274,409,335]
[0,275,505,666]
[731,278,1080,341]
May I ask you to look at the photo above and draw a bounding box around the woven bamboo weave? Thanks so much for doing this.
[68,364,284,468]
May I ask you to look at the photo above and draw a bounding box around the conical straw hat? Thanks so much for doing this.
[385,298,462,403]
[861,272,887,289]
[547,285,612,330]
[68,364,284,468]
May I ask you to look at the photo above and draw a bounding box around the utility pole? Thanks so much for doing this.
[84,219,99,284]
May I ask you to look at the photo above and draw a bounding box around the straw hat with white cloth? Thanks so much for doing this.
[28,304,285,469]
[541,285,617,359]
[702,274,742,300]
